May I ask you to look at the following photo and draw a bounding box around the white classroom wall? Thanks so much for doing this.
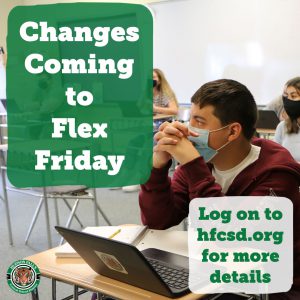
[1,0,299,105]
[0,0,162,101]
[0,0,24,51]
[0,0,25,100]
[150,0,300,105]
[22,0,167,4]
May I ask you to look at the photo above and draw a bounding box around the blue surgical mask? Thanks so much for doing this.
[188,124,230,162]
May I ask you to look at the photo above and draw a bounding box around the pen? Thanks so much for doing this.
[108,229,121,239]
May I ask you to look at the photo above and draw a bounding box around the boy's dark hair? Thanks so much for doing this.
[191,79,257,140]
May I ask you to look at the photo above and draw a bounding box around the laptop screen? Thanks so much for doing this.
[256,110,280,129]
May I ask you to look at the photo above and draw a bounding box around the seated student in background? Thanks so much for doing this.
[266,81,289,121]
[139,79,300,299]
[274,77,300,162]
[153,68,178,115]
[122,69,177,193]
[266,94,286,121]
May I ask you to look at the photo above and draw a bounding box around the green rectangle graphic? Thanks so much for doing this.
[7,3,153,188]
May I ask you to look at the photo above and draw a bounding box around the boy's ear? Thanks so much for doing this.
[228,122,242,141]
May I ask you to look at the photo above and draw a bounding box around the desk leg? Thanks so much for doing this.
[52,278,56,300]
[97,293,106,300]
[31,288,39,300]
[74,285,79,300]
[92,292,106,300]
[62,289,87,300]
[43,187,52,248]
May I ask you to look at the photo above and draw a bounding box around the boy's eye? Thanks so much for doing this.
[196,119,205,126]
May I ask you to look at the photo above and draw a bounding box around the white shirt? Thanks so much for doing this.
[212,145,261,193]
[274,121,300,162]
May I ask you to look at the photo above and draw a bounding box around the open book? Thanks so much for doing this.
[55,225,148,258]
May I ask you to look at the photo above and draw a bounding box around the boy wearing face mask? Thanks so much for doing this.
[139,79,300,297]
[274,77,300,162]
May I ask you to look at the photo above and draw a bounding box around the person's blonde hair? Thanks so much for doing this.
[153,68,178,106]
[284,77,300,134]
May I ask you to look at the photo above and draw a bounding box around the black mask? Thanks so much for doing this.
[283,96,300,120]
[153,80,158,87]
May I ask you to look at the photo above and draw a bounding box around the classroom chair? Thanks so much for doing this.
[3,168,112,248]
[0,143,13,245]
[19,186,112,247]
[0,111,13,245]
[0,112,112,248]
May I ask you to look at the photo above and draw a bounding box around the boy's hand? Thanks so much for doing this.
[153,149,172,169]
[152,129,175,169]
[159,121,199,138]
[154,122,200,166]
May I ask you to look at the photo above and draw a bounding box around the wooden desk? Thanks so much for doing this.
[153,115,176,133]
[256,128,276,139]
[26,247,204,300]
[256,128,276,135]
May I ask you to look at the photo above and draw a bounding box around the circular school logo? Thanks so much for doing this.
[6,260,41,294]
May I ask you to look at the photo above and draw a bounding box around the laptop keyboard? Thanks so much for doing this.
[147,258,189,290]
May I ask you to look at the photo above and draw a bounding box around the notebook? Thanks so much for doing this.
[55,225,147,257]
